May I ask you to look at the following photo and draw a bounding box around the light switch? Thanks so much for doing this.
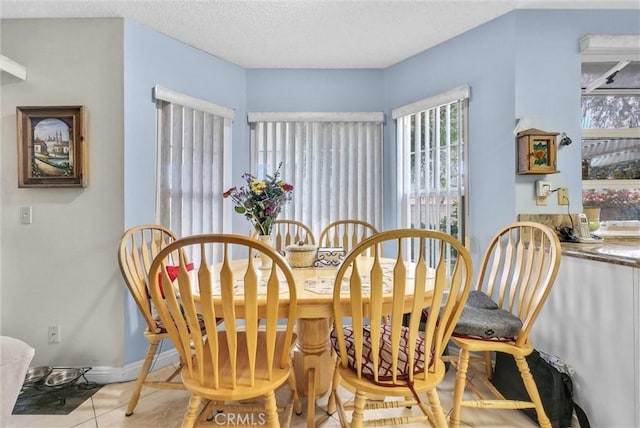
[20,206,32,224]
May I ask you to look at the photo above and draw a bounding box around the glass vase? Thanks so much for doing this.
[256,234,273,269]
[583,206,601,232]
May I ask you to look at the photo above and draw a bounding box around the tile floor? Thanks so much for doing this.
[7,363,538,427]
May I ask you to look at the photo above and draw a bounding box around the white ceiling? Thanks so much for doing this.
[1,0,638,68]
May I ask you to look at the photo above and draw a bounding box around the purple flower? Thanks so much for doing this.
[222,162,293,235]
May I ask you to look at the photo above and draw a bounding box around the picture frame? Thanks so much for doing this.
[16,106,87,188]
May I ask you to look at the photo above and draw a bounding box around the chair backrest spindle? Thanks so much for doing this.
[319,219,379,255]
[148,234,298,390]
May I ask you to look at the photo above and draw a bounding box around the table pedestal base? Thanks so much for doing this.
[293,318,335,427]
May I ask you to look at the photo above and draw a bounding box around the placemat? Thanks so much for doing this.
[304,262,428,295]
[212,279,290,295]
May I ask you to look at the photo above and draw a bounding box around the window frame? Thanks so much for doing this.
[154,85,234,239]
[581,88,639,221]
[392,85,470,246]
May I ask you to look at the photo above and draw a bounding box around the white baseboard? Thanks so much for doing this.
[83,349,180,384]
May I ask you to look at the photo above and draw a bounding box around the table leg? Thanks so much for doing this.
[293,318,334,426]
[306,367,316,428]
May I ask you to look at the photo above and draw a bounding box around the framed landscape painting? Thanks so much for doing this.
[16,106,87,188]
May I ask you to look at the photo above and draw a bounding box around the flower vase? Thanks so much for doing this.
[257,234,273,269]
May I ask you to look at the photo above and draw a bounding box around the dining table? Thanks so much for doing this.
[205,255,431,427]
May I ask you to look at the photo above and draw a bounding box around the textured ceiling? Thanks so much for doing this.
[1,0,638,68]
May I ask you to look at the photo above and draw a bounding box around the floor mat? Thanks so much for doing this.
[12,382,104,416]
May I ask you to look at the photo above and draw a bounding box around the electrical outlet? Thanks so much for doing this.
[558,188,569,205]
[536,180,552,197]
[48,325,61,343]
[20,206,32,224]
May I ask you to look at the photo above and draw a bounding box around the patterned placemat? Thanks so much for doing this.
[304,262,429,295]
[304,276,394,295]
[304,263,435,294]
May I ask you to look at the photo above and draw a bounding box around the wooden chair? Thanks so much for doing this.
[449,222,562,428]
[271,219,315,254]
[318,219,379,255]
[327,229,473,427]
[117,224,187,416]
[148,234,301,427]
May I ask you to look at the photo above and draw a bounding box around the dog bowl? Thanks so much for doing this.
[24,366,53,386]
[44,368,84,387]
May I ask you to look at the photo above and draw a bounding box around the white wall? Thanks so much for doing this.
[1,18,125,368]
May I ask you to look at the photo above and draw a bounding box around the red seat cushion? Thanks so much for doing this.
[157,263,194,297]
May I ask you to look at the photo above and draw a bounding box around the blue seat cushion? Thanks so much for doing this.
[466,290,499,309]
[453,291,523,341]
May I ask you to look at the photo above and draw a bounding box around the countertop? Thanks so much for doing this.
[561,238,640,268]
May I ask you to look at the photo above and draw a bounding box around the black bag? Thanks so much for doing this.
[491,350,590,428]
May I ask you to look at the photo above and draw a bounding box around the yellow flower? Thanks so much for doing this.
[250,179,267,194]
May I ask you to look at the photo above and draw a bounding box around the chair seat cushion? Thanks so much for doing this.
[157,263,195,297]
[153,313,206,334]
[330,324,426,380]
[466,290,499,309]
[452,291,523,340]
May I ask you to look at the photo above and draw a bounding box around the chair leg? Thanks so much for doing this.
[126,340,159,416]
[483,351,493,378]
[265,391,280,428]
[264,390,280,427]
[181,395,202,428]
[426,389,448,428]
[351,390,367,428]
[514,356,552,428]
[450,348,471,428]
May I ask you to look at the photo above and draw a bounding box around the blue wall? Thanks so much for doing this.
[122,21,246,363]
[386,9,639,260]
[247,69,385,112]
[121,9,639,364]
[385,13,517,258]
[513,9,639,217]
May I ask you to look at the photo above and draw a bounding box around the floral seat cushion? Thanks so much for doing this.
[330,323,426,381]
[152,313,206,334]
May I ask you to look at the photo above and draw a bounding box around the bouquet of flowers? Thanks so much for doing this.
[223,163,294,236]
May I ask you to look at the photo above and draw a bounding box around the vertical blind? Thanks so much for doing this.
[248,112,384,237]
[154,86,233,242]
[393,85,470,255]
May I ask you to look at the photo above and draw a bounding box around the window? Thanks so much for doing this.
[393,85,469,245]
[581,62,640,221]
[248,112,383,237]
[154,86,233,238]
